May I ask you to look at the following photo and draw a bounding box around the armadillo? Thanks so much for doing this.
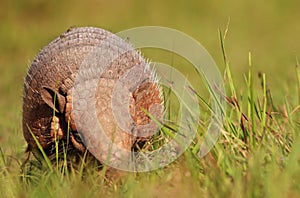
[22,27,163,166]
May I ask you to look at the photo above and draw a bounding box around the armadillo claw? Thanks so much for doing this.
[70,132,86,153]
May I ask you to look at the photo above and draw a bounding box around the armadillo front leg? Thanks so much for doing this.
[65,89,86,153]
[60,73,86,153]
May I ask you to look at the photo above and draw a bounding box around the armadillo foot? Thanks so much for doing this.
[50,116,64,140]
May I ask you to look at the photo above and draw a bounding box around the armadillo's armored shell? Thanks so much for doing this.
[22,27,163,165]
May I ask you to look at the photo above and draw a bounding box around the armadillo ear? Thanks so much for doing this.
[41,86,66,113]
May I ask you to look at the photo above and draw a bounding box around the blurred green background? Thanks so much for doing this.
[1,0,300,151]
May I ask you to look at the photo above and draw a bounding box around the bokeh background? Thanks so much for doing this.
[1,0,300,152]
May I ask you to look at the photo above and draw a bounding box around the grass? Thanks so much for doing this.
[1,0,300,197]
[1,28,300,197]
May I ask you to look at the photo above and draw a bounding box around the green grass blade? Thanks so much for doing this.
[26,124,53,172]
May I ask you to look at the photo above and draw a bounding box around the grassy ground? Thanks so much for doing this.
[1,0,300,197]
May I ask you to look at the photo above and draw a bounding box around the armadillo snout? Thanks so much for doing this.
[130,81,163,137]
